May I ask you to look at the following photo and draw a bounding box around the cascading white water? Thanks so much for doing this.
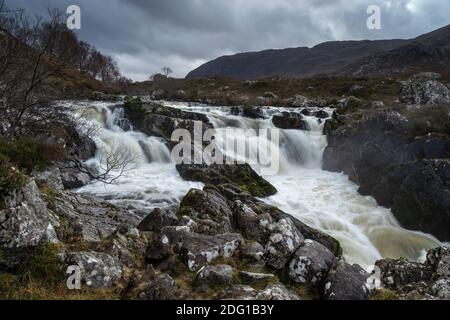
[67,100,441,268]
[66,101,202,213]
[166,102,441,268]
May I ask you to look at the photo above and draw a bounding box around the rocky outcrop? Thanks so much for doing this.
[400,73,450,105]
[324,260,370,300]
[124,98,212,141]
[323,109,450,241]
[0,179,59,248]
[65,251,123,288]
[374,247,450,300]
[176,164,277,198]
[272,112,310,130]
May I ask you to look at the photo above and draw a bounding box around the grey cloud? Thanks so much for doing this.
[9,0,450,80]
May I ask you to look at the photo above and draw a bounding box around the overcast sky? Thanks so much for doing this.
[10,0,450,80]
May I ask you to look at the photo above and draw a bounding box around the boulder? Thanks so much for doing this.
[272,112,310,130]
[287,240,336,286]
[66,251,123,288]
[264,218,304,270]
[138,206,178,232]
[178,233,243,271]
[176,164,277,197]
[240,241,265,261]
[196,264,234,285]
[138,274,183,300]
[400,73,450,105]
[263,91,278,99]
[324,260,370,300]
[177,188,234,235]
[233,200,273,244]
[230,106,266,119]
[256,284,302,300]
[0,180,59,248]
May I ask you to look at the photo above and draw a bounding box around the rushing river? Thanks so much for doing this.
[67,100,440,268]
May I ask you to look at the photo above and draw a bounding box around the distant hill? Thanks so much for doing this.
[186,25,450,79]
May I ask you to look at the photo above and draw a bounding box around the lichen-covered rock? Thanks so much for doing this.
[0,180,59,248]
[375,258,434,291]
[146,234,171,261]
[256,284,302,300]
[179,233,243,271]
[431,278,450,300]
[66,251,123,288]
[138,274,183,300]
[287,240,336,286]
[400,73,450,105]
[51,190,141,243]
[264,218,304,269]
[240,241,265,262]
[324,260,370,300]
[216,285,259,300]
[196,264,234,285]
[233,200,273,243]
[177,188,234,235]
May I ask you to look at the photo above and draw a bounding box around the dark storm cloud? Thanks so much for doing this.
[9,0,450,80]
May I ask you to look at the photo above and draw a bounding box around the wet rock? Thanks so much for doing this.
[66,251,123,288]
[287,240,336,286]
[177,188,234,235]
[426,246,450,277]
[400,73,450,105]
[256,284,302,300]
[230,106,265,119]
[196,264,234,285]
[138,206,178,232]
[176,164,277,197]
[431,278,450,299]
[0,180,59,248]
[124,99,212,140]
[272,112,310,130]
[240,241,265,261]
[324,260,370,300]
[264,218,304,269]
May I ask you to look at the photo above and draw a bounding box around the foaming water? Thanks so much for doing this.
[66,100,441,268]
[66,101,202,212]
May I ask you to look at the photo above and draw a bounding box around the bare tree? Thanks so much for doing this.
[161,66,173,77]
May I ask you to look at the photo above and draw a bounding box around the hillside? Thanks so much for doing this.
[186,25,450,80]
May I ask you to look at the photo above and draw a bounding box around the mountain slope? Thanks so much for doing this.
[186,25,450,79]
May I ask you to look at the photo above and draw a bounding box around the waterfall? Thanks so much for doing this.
[67,101,202,213]
[67,100,441,268]
[170,103,441,268]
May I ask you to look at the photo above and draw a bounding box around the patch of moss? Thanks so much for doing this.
[369,288,400,300]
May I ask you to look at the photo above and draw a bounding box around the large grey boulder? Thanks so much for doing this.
[177,188,234,235]
[264,218,304,269]
[66,251,123,288]
[196,264,234,285]
[400,73,450,105]
[0,180,59,248]
[324,260,370,300]
[287,240,336,286]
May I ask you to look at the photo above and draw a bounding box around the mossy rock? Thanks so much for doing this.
[176,163,277,197]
